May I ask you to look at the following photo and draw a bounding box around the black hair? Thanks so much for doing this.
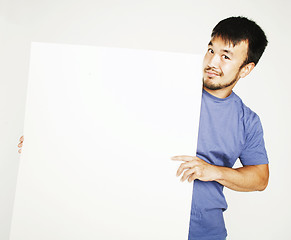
[211,16,268,66]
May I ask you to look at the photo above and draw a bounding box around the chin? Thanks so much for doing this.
[203,80,222,91]
[203,78,217,88]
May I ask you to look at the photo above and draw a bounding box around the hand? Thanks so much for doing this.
[18,136,24,154]
[171,155,220,182]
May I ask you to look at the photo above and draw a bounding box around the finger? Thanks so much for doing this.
[18,143,23,148]
[188,173,199,182]
[20,136,24,142]
[176,161,195,177]
[188,167,202,182]
[171,155,194,162]
[181,167,196,182]
[18,149,22,154]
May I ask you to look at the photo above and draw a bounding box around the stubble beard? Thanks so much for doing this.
[202,69,240,91]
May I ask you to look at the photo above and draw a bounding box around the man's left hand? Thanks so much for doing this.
[171,155,220,182]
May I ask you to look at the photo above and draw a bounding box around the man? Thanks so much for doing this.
[171,16,269,240]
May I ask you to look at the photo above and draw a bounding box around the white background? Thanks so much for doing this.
[1,0,290,239]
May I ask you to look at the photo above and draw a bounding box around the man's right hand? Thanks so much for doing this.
[18,136,24,154]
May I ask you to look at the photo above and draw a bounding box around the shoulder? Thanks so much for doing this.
[231,92,268,165]
[233,94,265,152]
[232,92,262,130]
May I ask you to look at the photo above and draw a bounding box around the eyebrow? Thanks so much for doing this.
[208,41,233,56]
[222,49,233,56]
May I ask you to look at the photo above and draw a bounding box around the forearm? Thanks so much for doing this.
[173,155,269,191]
[214,164,269,192]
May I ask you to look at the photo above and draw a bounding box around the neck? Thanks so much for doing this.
[203,86,233,99]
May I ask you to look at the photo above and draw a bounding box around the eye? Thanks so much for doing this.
[222,55,230,60]
[207,48,214,54]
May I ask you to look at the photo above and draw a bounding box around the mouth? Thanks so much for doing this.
[205,70,221,78]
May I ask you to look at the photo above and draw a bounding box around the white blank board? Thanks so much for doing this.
[10,43,203,240]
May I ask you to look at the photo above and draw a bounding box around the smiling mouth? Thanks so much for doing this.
[205,69,221,78]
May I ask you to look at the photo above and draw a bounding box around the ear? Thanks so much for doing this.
[239,62,255,78]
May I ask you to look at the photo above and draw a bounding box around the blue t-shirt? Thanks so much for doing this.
[188,89,269,240]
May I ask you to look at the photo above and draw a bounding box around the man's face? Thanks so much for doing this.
[202,36,249,91]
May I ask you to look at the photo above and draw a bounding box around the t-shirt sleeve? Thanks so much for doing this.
[239,112,269,166]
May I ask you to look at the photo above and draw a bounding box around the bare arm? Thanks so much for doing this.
[172,155,269,192]
[215,164,269,191]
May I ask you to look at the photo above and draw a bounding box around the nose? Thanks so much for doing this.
[208,54,220,68]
